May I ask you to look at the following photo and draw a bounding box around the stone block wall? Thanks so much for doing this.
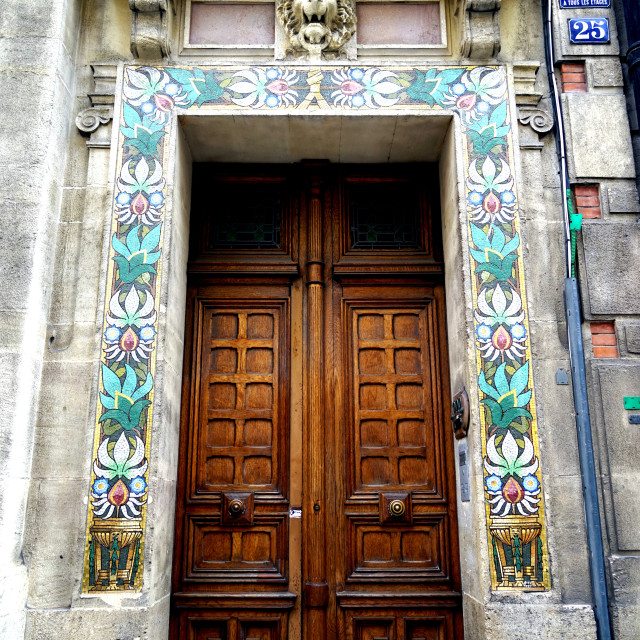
[0,0,83,637]
[553,2,640,638]
[1,0,637,638]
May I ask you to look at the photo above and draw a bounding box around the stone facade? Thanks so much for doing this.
[0,0,639,639]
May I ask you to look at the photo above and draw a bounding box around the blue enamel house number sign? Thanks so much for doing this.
[569,18,610,44]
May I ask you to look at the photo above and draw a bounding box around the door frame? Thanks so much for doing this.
[82,66,551,638]
[162,117,477,636]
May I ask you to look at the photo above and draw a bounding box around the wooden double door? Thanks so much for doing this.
[171,164,463,640]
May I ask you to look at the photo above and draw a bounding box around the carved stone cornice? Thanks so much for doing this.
[129,0,174,59]
[513,62,543,107]
[458,0,502,59]
[75,64,118,148]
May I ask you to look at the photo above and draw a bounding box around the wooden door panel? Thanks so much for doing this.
[186,615,287,640]
[198,304,285,495]
[337,281,459,628]
[346,299,443,499]
[353,618,395,640]
[238,620,279,640]
[403,618,447,640]
[185,517,287,582]
[349,520,447,581]
[192,620,227,640]
[175,285,291,594]
[344,611,455,640]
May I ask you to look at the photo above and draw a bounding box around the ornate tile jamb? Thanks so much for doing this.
[82,65,551,593]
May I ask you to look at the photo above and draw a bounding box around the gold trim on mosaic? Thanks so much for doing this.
[88,518,143,591]
[490,517,544,590]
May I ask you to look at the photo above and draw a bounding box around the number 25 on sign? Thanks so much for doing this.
[569,18,610,44]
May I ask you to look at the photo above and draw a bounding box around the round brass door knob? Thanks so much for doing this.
[228,499,246,517]
[388,500,406,517]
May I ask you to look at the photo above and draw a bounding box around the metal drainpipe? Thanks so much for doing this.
[541,2,613,639]
[621,0,640,127]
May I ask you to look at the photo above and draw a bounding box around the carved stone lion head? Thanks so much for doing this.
[276,0,356,59]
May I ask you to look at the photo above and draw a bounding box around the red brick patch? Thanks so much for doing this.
[593,346,619,358]
[591,321,615,334]
[574,184,601,219]
[561,62,587,92]
[561,63,586,73]
[590,322,618,358]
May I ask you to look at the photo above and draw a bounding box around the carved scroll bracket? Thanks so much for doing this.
[458,0,502,59]
[518,107,553,136]
[129,0,175,59]
[75,64,118,149]
[513,62,553,145]
[76,106,112,136]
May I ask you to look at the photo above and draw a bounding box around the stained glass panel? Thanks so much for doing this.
[348,182,422,250]
[208,181,282,249]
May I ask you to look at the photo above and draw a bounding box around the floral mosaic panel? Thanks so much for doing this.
[82,65,550,592]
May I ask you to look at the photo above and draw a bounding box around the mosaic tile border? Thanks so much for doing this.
[82,65,551,592]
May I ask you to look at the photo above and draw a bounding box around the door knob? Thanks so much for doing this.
[388,500,406,517]
[228,499,246,517]
[379,492,411,524]
[221,492,254,525]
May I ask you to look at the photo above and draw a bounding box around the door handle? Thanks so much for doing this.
[378,493,413,524]
[221,492,254,525]
[228,498,246,517]
[379,492,412,524]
